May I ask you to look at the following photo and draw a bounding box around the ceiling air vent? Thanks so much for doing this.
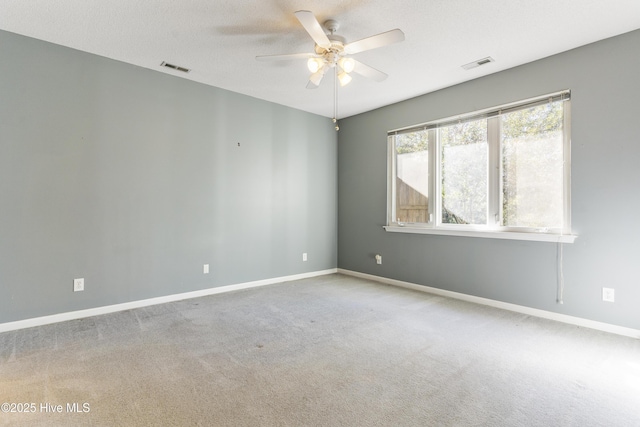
[461,56,495,71]
[160,61,191,73]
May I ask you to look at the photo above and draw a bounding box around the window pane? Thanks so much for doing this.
[395,131,429,223]
[440,120,488,225]
[501,102,563,228]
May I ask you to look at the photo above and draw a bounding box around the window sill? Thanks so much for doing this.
[383,225,576,243]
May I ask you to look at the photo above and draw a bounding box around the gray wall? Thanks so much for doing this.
[0,30,337,324]
[338,29,640,330]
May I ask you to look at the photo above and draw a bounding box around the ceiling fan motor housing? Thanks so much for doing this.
[315,35,346,67]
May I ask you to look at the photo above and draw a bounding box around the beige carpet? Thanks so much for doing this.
[1,274,639,426]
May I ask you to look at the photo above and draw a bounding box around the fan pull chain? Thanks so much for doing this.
[333,67,339,131]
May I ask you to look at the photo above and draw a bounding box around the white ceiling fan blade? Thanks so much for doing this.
[295,10,331,49]
[352,60,388,82]
[256,52,317,61]
[344,29,405,54]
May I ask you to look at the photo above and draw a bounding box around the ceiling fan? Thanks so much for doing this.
[256,10,404,126]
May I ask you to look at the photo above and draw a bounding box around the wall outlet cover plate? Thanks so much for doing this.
[602,287,615,302]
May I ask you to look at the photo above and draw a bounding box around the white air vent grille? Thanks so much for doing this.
[160,61,191,73]
[461,56,495,70]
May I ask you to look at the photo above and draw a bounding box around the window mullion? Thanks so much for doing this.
[434,128,442,226]
[427,129,436,225]
[487,117,501,227]
[562,100,572,234]
[387,135,396,225]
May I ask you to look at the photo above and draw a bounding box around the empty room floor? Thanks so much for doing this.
[1,274,639,426]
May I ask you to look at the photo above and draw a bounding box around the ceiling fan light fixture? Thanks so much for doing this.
[309,67,326,86]
[338,71,352,87]
[339,57,355,73]
[307,57,324,73]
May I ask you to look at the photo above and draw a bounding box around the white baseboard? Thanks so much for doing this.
[338,269,640,340]
[0,268,337,333]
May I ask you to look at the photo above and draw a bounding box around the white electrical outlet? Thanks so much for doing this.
[203,264,209,274]
[302,253,308,262]
[602,287,615,302]
[73,278,84,292]
[375,254,382,265]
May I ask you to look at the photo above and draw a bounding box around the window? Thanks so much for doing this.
[386,91,574,242]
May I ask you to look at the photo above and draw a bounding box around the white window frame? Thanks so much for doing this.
[385,91,576,243]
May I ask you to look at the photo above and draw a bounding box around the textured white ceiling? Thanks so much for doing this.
[2,1,640,118]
